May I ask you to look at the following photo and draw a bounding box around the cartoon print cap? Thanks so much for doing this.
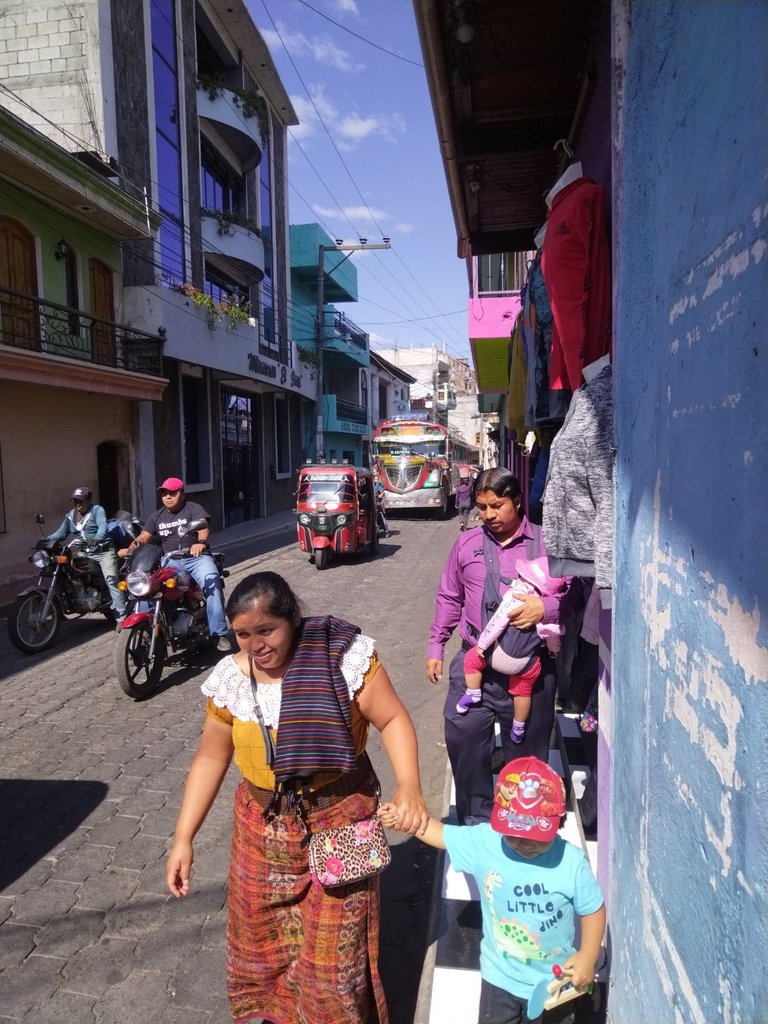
[490,756,566,842]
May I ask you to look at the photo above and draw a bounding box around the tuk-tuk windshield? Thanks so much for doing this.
[298,473,356,503]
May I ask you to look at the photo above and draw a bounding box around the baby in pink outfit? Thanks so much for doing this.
[459,558,565,743]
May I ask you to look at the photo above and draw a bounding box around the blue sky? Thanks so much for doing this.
[247,0,472,362]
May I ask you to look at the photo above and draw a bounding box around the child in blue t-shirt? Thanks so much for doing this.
[380,756,605,1024]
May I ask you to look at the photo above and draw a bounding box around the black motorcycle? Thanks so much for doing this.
[7,512,139,654]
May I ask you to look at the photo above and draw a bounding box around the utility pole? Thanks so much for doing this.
[315,236,391,460]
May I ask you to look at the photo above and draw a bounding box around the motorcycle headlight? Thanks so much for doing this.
[32,550,50,569]
[299,514,311,525]
[336,514,348,525]
[127,570,151,597]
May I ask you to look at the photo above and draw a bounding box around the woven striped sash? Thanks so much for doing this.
[272,615,361,783]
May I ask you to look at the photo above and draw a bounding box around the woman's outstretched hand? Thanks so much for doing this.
[166,838,193,897]
[382,788,428,835]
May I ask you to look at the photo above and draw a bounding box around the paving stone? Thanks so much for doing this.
[0,854,54,896]
[0,898,13,925]
[102,894,168,939]
[0,923,37,969]
[143,738,187,760]
[102,774,146,799]
[33,908,105,957]
[75,867,140,912]
[10,879,79,925]
[157,1004,211,1024]
[168,946,227,1012]
[51,844,111,883]
[139,767,187,795]
[0,954,65,1015]
[137,805,180,838]
[62,936,136,996]
[115,789,168,818]
[164,880,227,920]
[100,744,152,765]
[86,815,142,848]
[93,968,172,1024]
[77,763,123,783]
[20,989,96,1024]
[110,833,167,871]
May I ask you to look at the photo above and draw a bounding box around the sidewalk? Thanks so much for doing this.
[0,508,298,616]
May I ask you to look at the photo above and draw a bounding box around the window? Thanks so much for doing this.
[182,372,211,486]
[477,251,530,294]
[204,266,249,307]
[274,394,290,477]
[152,0,185,284]
[200,138,244,214]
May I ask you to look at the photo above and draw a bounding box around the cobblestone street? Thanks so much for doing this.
[0,516,460,1024]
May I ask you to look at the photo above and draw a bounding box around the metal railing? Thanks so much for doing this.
[334,398,368,424]
[332,309,367,350]
[0,287,165,377]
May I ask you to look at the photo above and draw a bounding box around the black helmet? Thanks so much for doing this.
[72,487,92,501]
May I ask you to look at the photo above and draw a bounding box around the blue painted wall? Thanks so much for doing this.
[611,3,767,1022]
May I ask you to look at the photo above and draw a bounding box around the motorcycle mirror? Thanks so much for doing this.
[35,513,46,525]
[177,518,207,537]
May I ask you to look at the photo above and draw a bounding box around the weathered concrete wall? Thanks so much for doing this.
[610,2,767,1022]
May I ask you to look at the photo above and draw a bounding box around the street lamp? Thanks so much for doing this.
[315,238,391,459]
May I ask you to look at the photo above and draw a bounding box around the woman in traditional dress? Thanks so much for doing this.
[167,571,427,1024]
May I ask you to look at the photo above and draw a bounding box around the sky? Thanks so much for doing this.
[246,0,473,364]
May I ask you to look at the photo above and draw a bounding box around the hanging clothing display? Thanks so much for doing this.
[542,363,613,595]
[525,252,571,425]
[506,312,528,438]
[541,176,612,393]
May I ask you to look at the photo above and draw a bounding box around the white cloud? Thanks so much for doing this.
[333,0,359,14]
[261,22,363,73]
[396,222,414,234]
[289,87,406,153]
[314,203,391,223]
[336,111,405,150]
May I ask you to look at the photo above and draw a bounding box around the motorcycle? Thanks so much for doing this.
[114,519,228,699]
[7,512,138,654]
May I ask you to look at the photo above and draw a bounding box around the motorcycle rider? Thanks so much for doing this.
[121,477,230,652]
[47,487,127,621]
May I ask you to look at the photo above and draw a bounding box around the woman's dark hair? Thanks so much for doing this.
[474,467,523,504]
[226,571,302,622]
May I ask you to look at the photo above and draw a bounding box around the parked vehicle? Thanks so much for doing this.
[115,520,228,698]
[7,512,139,654]
[295,463,379,570]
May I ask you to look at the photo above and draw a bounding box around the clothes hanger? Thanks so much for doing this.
[546,139,583,208]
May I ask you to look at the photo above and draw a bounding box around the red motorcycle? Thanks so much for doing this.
[114,520,228,699]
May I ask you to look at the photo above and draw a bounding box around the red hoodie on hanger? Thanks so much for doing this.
[541,176,612,392]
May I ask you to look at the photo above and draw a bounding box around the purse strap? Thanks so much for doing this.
[248,657,277,769]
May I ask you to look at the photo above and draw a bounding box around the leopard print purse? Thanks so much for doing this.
[308,815,392,888]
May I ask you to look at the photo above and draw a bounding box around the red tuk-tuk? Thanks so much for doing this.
[296,463,379,570]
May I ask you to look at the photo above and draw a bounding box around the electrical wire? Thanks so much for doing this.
[292,0,424,68]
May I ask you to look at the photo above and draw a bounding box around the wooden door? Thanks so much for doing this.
[0,217,40,350]
[89,258,116,364]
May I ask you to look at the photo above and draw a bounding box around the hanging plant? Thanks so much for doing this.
[297,344,320,367]
[197,72,226,101]
[232,88,270,139]
[200,207,261,238]
[173,282,251,332]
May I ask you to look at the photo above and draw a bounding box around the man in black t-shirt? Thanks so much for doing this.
[123,477,229,651]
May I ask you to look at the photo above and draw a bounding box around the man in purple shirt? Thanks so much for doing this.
[427,467,577,824]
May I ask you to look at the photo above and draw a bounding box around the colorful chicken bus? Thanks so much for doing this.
[372,417,463,517]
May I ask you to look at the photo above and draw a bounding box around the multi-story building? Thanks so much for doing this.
[0,0,313,526]
[290,223,371,466]
[0,105,165,588]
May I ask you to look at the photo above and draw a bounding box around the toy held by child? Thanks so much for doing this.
[379,756,605,1024]
[458,557,566,743]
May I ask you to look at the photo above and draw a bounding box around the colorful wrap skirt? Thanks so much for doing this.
[227,756,388,1024]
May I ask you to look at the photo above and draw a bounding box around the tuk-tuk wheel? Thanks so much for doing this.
[314,547,329,570]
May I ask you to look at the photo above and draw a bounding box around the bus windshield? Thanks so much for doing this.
[374,440,447,459]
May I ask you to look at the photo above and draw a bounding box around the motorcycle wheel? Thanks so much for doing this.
[314,546,329,571]
[369,528,379,556]
[7,591,61,653]
[115,624,166,699]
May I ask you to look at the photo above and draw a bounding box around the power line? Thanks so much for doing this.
[291,0,424,68]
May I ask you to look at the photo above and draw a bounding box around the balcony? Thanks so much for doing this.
[322,307,369,367]
[197,84,263,171]
[0,287,167,400]
[201,211,265,281]
[324,394,369,435]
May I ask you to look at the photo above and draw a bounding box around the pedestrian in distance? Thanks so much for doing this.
[119,477,230,651]
[378,756,606,1024]
[456,473,475,531]
[47,486,127,621]
[166,571,428,1024]
[373,471,391,537]
[427,467,579,825]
